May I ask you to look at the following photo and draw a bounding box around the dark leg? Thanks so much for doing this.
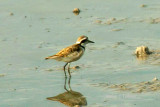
[68,75,72,91]
[64,75,68,91]
[63,63,68,77]
[67,63,71,77]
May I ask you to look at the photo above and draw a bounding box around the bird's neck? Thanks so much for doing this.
[77,43,85,50]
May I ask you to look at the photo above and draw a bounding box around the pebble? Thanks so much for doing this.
[73,8,80,15]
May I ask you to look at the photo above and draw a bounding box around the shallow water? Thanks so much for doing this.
[1,0,160,107]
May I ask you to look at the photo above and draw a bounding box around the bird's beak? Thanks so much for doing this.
[88,40,95,43]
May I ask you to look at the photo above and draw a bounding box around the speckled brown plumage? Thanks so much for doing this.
[45,44,84,62]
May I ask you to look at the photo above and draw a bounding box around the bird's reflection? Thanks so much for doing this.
[47,76,87,107]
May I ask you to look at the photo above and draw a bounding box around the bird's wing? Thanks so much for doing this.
[56,44,81,57]
[45,44,82,60]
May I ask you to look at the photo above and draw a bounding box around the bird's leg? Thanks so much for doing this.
[67,63,71,77]
[63,63,68,78]
[68,75,72,91]
[64,75,68,92]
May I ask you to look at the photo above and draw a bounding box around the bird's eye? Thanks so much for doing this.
[81,39,87,43]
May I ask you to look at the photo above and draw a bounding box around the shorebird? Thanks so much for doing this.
[45,35,94,77]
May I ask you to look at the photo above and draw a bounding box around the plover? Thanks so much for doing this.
[45,35,94,77]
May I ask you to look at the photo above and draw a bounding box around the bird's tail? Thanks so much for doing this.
[45,57,50,60]
[45,55,58,60]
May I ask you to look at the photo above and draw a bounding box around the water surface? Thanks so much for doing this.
[1,0,160,107]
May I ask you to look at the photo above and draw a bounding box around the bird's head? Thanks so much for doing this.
[76,35,94,46]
